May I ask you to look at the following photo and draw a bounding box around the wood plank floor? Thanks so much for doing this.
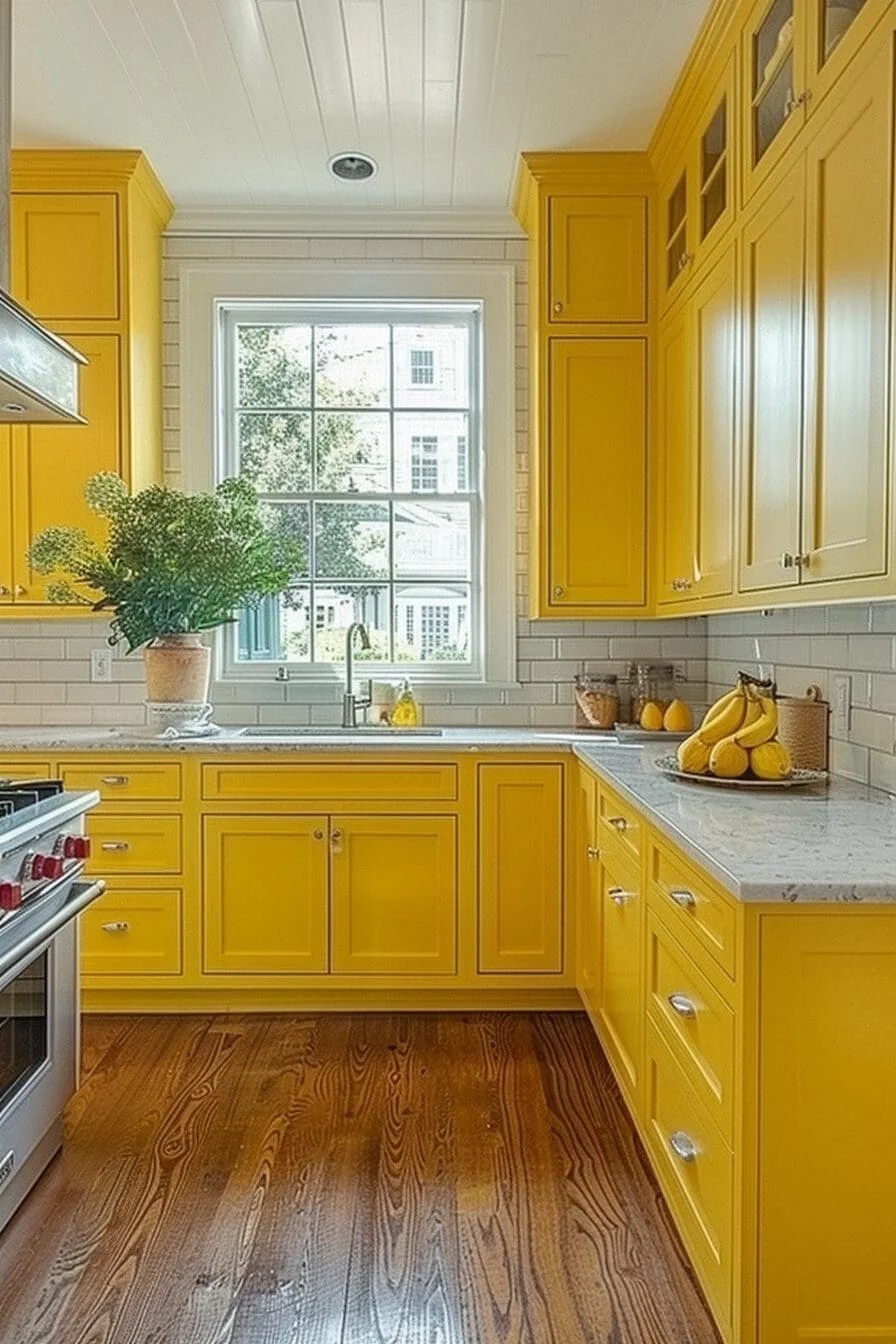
[0,1013,721,1344]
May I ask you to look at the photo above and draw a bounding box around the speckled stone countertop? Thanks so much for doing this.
[574,741,896,904]
[1,725,894,904]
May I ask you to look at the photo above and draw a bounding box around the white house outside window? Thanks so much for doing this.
[218,302,482,675]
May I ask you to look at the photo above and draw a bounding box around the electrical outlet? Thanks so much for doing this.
[673,662,687,682]
[90,648,113,683]
[833,674,851,737]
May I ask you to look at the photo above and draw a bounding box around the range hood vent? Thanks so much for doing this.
[0,0,84,424]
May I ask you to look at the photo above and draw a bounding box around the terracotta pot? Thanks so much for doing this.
[143,634,211,705]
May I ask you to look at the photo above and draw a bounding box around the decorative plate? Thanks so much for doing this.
[653,754,828,790]
[614,725,691,743]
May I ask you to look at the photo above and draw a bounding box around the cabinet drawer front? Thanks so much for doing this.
[80,889,181,976]
[598,784,643,867]
[86,815,181,874]
[201,762,457,803]
[0,760,52,781]
[648,839,737,978]
[647,913,736,1142]
[59,761,182,803]
[596,847,643,1101]
[645,1026,733,1332]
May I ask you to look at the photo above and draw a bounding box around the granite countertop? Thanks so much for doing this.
[2,725,894,905]
[574,741,896,905]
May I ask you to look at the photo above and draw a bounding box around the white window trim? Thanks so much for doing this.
[179,258,517,689]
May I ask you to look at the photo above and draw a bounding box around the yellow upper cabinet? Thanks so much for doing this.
[549,195,647,324]
[657,305,694,604]
[6,151,173,619]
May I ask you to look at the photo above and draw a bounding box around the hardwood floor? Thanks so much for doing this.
[0,1013,721,1344]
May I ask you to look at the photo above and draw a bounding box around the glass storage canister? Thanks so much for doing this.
[574,673,620,730]
[629,662,676,724]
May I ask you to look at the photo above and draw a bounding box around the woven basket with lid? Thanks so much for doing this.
[776,685,829,771]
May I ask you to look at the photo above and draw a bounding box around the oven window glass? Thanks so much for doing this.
[0,951,48,1112]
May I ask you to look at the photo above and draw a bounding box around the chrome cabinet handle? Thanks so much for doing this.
[101,841,130,853]
[101,921,129,933]
[668,992,698,1019]
[795,552,810,568]
[330,828,343,854]
[0,585,8,596]
[608,886,635,906]
[553,300,563,314]
[677,251,694,273]
[607,816,628,833]
[668,1131,699,1163]
[586,845,600,861]
[779,551,795,569]
[13,584,25,596]
[669,887,696,909]
[672,577,693,591]
[100,775,129,786]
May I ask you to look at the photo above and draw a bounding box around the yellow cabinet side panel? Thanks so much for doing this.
[801,41,892,584]
[204,815,329,975]
[11,192,119,322]
[548,338,647,608]
[692,244,737,601]
[478,763,564,974]
[758,913,896,1342]
[549,195,647,323]
[330,816,457,975]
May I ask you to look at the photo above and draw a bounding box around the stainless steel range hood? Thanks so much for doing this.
[0,0,84,424]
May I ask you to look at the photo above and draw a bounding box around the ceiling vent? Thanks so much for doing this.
[328,152,378,183]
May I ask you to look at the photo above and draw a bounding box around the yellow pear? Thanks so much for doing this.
[639,700,665,732]
[663,698,693,733]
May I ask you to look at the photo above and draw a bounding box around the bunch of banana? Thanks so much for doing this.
[676,679,793,780]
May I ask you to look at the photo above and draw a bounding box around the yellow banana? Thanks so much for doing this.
[738,686,763,732]
[697,687,747,745]
[699,684,743,731]
[708,735,750,778]
[734,694,778,748]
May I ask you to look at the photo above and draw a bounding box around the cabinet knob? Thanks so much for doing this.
[795,552,810,568]
[667,992,698,1019]
[101,921,130,933]
[586,845,600,861]
[677,252,694,274]
[553,585,564,598]
[313,829,324,841]
[779,551,795,569]
[0,585,8,597]
[668,1130,699,1164]
[13,585,25,596]
[668,887,696,909]
[330,828,343,854]
[608,886,635,906]
[607,816,628,833]
[553,301,563,314]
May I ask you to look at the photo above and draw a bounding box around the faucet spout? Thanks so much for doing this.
[342,622,372,728]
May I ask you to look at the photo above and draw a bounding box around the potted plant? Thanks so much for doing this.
[28,472,299,706]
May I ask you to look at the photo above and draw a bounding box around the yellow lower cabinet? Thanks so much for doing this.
[595,846,643,1103]
[80,888,182,976]
[203,815,329,975]
[0,760,52,780]
[576,768,601,1012]
[757,913,896,1344]
[85,813,181,876]
[478,763,564,973]
[330,816,456,976]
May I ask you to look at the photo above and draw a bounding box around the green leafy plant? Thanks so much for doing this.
[27,473,301,653]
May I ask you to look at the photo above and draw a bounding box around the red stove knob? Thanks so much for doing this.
[0,880,22,910]
[62,835,91,860]
[32,854,64,881]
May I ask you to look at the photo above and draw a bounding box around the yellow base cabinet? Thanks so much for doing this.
[595,845,644,1105]
[80,889,183,977]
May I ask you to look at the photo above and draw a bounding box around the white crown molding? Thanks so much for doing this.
[168,206,524,239]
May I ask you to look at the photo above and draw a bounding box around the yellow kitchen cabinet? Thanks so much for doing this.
[757,911,896,1343]
[0,430,13,604]
[595,844,644,1106]
[478,763,564,974]
[656,304,694,603]
[331,816,457,975]
[203,815,330,976]
[5,151,173,618]
[661,161,693,308]
[80,888,182,977]
[739,162,805,592]
[548,194,647,324]
[546,338,647,610]
[575,767,601,1014]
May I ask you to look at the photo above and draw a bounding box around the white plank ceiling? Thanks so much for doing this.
[12,0,711,225]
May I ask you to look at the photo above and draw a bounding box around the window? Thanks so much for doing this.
[410,347,434,385]
[220,302,480,673]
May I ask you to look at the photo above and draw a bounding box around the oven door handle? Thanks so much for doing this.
[0,879,106,981]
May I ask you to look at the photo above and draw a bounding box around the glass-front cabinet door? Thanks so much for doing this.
[663,169,691,303]
[805,0,883,106]
[694,56,736,255]
[745,0,806,195]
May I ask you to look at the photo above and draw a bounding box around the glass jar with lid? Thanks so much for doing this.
[629,662,676,724]
[574,673,620,730]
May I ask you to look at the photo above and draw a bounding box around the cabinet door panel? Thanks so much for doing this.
[801,43,891,583]
[479,764,564,974]
[204,816,329,975]
[739,165,805,591]
[597,849,643,1101]
[657,308,694,604]
[549,196,647,323]
[693,245,737,600]
[548,339,647,607]
[14,334,121,604]
[11,193,119,321]
[331,817,456,975]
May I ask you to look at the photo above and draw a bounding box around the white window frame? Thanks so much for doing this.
[178,259,517,689]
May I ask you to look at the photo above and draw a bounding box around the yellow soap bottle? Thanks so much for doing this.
[390,678,421,727]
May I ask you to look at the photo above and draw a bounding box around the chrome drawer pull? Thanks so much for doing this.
[586,845,600,861]
[101,921,129,933]
[100,841,130,853]
[668,1130,699,1163]
[607,816,628,833]
[608,886,634,906]
[668,992,698,1019]
[669,888,696,909]
[100,775,129,786]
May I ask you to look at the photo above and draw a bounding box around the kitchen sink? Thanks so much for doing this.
[237,726,445,738]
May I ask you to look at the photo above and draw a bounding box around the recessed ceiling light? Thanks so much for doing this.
[328,152,378,183]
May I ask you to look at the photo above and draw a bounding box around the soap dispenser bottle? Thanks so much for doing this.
[391,678,421,727]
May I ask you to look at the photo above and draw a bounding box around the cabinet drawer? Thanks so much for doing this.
[0,760,52,780]
[201,762,458,803]
[80,889,182,976]
[59,761,181,803]
[646,913,736,1142]
[86,815,181,874]
[645,1024,734,1333]
[597,783,642,866]
[648,838,737,978]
